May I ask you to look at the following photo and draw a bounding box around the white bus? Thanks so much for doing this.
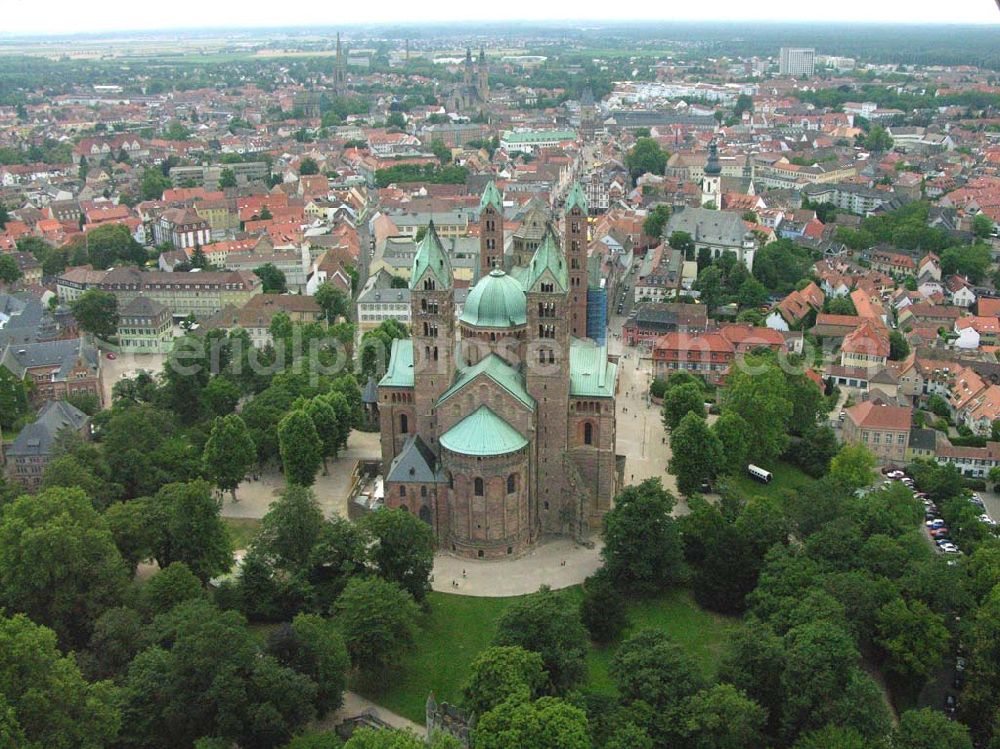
[747,464,773,484]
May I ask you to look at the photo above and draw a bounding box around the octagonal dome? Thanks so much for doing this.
[459,269,527,328]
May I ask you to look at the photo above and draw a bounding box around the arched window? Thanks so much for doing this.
[447,472,454,489]
[420,485,427,498]
[584,422,594,445]
[507,474,516,494]
[474,477,484,496]
[400,485,407,497]
[400,414,409,434]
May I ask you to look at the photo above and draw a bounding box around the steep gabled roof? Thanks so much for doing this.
[378,338,414,388]
[523,225,568,292]
[409,222,452,290]
[437,354,535,411]
[565,182,588,215]
[479,181,503,213]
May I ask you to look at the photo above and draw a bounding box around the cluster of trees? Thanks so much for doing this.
[834,202,959,257]
[374,163,469,188]
[625,137,668,182]
[665,354,837,496]
[752,239,817,295]
[692,252,768,313]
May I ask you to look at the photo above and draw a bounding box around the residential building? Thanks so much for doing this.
[0,338,102,406]
[842,401,911,465]
[652,324,787,384]
[357,269,412,333]
[5,400,90,490]
[116,296,174,353]
[622,303,710,347]
[779,47,816,77]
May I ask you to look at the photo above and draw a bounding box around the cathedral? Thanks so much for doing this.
[447,46,490,114]
[377,183,621,559]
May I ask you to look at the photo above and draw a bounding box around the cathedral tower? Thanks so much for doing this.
[479,181,503,277]
[524,226,571,531]
[564,183,589,339]
[477,46,490,101]
[334,33,348,96]
[409,223,455,448]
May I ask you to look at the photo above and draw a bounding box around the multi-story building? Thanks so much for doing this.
[116,296,174,353]
[5,400,90,490]
[57,267,262,319]
[623,303,710,347]
[357,269,412,334]
[779,47,816,77]
[499,129,578,154]
[0,338,102,406]
[378,182,620,559]
[153,208,211,249]
[652,324,787,385]
[842,401,911,465]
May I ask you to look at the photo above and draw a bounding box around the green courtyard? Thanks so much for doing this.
[353,586,738,725]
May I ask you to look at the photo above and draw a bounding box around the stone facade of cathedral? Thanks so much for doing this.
[377,183,621,559]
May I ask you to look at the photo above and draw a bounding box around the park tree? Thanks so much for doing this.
[0,254,22,285]
[612,628,705,720]
[140,561,205,617]
[875,598,949,685]
[626,137,668,181]
[677,684,767,749]
[104,497,158,572]
[0,367,29,429]
[147,480,233,582]
[737,276,768,309]
[254,263,288,293]
[41,454,109,506]
[82,222,147,268]
[119,599,316,749]
[0,487,127,647]
[669,411,723,495]
[362,507,436,602]
[792,726,871,749]
[267,613,350,716]
[71,288,119,338]
[693,265,724,311]
[203,414,255,500]
[829,443,878,492]
[893,708,972,749]
[345,728,462,748]
[579,569,627,643]
[278,409,324,486]
[332,577,420,675]
[724,357,793,464]
[602,478,684,593]
[462,646,547,717]
[315,282,351,323]
[202,376,241,417]
[0,612,121,747]
[661,380,705,430]
[84,605,146,681]
[718,622,786,741]
[255,484,326,572]
[305,397,341,473]
[473,696,590,749]
[493,587,589,694]
[643,205,671,240]
[711,411,752,474]
[299,157,320,175]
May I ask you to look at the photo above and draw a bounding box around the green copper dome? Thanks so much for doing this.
[459,269,527,328]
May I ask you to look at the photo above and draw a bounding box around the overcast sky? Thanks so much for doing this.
[2,0,998,35]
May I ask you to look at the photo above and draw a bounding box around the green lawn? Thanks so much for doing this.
[722,461,816,503]
[222,517,261,551]
[354,587,738,725]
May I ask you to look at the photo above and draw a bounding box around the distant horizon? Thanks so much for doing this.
[1,1,998,38]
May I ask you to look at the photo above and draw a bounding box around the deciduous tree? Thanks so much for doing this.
[203,414,255,500]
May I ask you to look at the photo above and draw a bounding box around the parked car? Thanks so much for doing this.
[930,528,951,539]
[945,693,957,714]
[940,543,960,554]
[927,519,946,529]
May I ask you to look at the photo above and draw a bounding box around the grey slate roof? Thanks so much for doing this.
[0,338,99,380]
[664,207,750,248]
[7,400,89,458]
[385,435,444,484]
[908,427,938,452]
